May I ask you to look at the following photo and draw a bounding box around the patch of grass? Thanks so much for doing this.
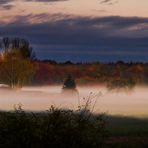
[106,116,148,148]
[107,116,148,136]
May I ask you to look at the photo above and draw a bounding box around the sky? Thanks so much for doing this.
[0,0,148,62]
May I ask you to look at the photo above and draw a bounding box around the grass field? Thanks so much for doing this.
[106,116,148,148]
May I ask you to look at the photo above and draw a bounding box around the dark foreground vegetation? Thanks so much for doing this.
[0,106,107,148]
[0,107,148,148]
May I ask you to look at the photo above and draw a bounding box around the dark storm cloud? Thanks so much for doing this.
[0,14,148,61]
[0,0,12,5]
[0,0,14,10]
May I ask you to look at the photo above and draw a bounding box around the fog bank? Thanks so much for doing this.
[0,86,148,117]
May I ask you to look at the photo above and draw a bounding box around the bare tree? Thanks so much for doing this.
[0,37,36,60]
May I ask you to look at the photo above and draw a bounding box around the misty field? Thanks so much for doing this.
[1,85,148,147]
[0,85,148,118]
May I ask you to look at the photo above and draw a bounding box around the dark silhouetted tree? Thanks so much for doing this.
[0,37,35,60]
[63,74,76,89]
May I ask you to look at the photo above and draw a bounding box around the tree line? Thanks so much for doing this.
[0,37,148,89]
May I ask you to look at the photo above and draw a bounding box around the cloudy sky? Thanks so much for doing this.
[0,0,148,62]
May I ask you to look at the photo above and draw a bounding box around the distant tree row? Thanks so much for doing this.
[0,37,148,89]
[33,60,148,89]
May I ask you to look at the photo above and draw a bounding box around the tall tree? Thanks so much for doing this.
[0,38,35,88]
[0,37,35,60]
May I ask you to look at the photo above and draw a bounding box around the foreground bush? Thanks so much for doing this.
[0,106,107,148]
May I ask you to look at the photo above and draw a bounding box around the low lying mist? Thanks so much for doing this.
[0,85,148,118]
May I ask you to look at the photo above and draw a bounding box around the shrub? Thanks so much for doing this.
[0,105,107,148]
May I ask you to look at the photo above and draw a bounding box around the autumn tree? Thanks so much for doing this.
[0,38,35,88]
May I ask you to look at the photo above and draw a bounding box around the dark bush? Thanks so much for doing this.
[0,106,107,148]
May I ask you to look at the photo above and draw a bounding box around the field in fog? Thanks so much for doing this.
[0,85,148,117]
